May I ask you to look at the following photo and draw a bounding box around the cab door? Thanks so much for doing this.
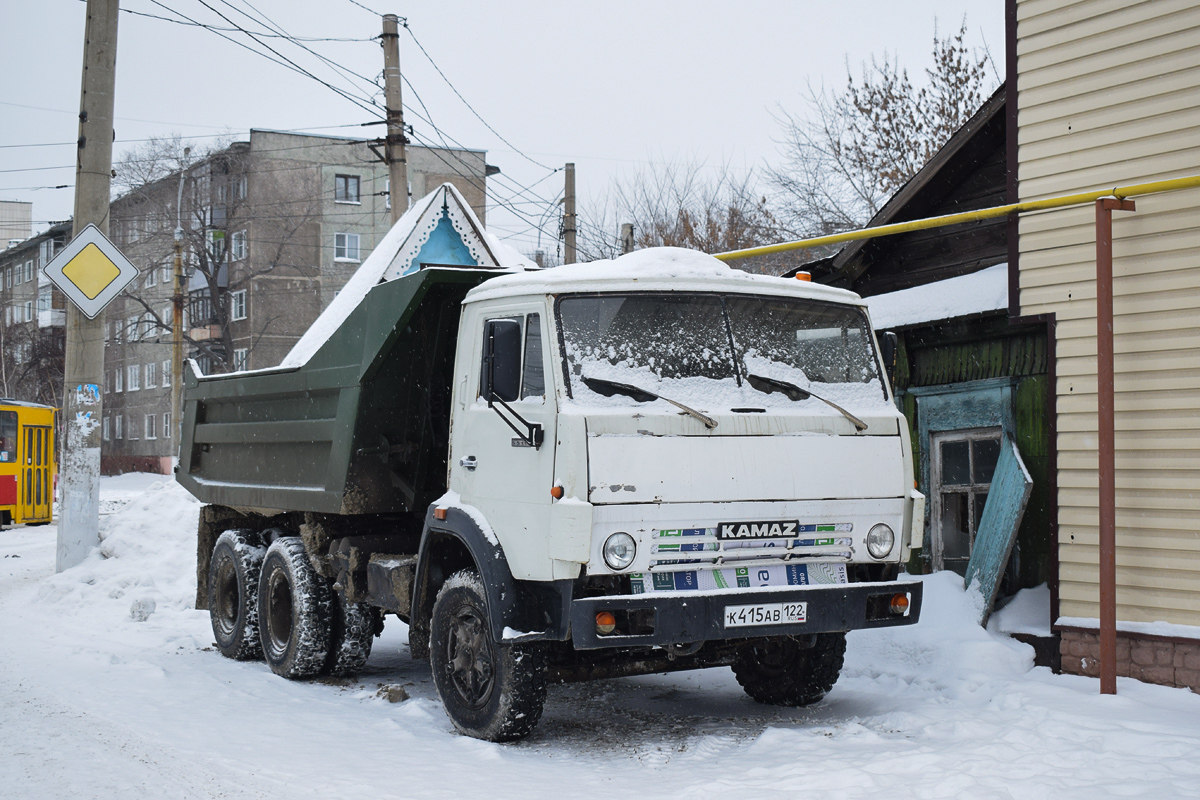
[449,305,558,580]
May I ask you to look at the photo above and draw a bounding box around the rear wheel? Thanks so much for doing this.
[732,633,847,707]
[208,529,266,661]
[258,537,332,679]
[429,570,547,741]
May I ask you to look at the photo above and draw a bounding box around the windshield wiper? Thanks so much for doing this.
[745,373,868,432]
[581,376,718,430]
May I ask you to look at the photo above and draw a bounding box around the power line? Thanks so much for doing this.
[344,0,384,16]
[147,0,382,119]
[72,0,372,40]
[402,21,552,172]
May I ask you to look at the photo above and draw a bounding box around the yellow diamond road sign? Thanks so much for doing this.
[43,224,139,319]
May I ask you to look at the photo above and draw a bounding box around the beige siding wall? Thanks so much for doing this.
[1016,0,1200,626]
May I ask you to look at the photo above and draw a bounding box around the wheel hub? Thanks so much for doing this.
[445,605,495,709]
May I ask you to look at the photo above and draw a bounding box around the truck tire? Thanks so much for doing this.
[258,537,332,679]
[208,529,266,661]
[429,570,547,741]
[732,633,847,707]
[324,594,376,677]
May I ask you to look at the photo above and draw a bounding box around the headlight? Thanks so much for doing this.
[603,532,637,570]
[866,523,895,559]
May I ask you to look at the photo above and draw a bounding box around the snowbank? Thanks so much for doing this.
[4,479,1200,799]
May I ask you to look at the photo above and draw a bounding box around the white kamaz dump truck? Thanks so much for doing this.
[180,244,924,741]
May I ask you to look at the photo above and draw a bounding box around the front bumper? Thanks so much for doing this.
[569,579,922,650]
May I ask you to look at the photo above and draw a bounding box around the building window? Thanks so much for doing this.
[162,304,173,327]
[230,289,247,321]
[126,414,138,440]
[145,268,157,288]
[114,369,123,393]
[102,415,110,441]
[232,347,248,371]
[114,414,122,439]
[335,174,361,203]
[930,428,1002,577]
[163,412,171,439]
[127,315,139,342]
[141,312,155,341]
[208,230,226,263]
[24,301,32,322]
[231,230,247,261]
[127,364,140,391]
[235,175,247,200]
[160,265,172,285]
[112,319,122,345]
[334,232,360,262]
[25,260,34,283]
[163,359,172,387]
[145,414,156,440]
[145,362,157,388]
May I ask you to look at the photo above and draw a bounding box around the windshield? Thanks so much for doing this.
[557,292,886,410]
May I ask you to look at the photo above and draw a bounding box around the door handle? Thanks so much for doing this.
[459,456,478,471]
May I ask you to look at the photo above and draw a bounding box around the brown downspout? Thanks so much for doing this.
[1095,197,1135,695]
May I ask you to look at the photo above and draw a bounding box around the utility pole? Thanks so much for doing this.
[381,14,409,222]
[58,0,119,572]
[564,163,576,264]
[620,223,634,255]
[171,147,190,450]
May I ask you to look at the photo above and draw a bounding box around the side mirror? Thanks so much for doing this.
[881,331,899,389]
[484,319,522,403]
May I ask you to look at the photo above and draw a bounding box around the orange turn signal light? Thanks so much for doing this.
[433,507,447,521]
[550,485,565,500]
[890,593,910,615]
[595,611,617,635]
[794,271,812,281]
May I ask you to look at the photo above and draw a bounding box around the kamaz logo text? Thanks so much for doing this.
[718,520,800,539]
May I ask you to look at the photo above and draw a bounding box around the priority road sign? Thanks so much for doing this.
[43,223,139,319]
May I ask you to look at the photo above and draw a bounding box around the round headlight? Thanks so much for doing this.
[866,523,895,559]
[603,532,637,570]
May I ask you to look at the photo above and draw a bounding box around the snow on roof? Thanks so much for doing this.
[280,183,510,369]
[864,263,1008,330]
[465,247,864,305]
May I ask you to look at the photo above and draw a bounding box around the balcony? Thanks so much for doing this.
[189,324,222,341]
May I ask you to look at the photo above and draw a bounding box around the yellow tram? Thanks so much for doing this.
[0,399,57,527]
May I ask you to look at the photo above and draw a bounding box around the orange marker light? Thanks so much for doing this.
[794,271,812,282]
[550,485,565,500]
[595,611,617,635]
[890,593,910,615]
[433,507,447,521]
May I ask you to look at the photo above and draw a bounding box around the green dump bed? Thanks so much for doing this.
[177,267,499,515]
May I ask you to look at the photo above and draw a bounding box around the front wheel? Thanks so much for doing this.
[732,632,847,707]
[429,570,547,741]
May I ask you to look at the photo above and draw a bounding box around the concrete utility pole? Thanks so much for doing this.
[171,147,190,451]
[58,0,119,572]
[564,163,577,264]
[381,14,409,223]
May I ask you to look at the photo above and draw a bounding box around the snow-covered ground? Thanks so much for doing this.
[3,475,1200,799]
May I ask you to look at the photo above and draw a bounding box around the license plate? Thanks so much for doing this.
[723,601,807,627]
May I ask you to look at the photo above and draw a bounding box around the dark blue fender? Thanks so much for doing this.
[410,505,573,645]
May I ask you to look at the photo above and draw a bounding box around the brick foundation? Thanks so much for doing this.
[1059,629,1200,693]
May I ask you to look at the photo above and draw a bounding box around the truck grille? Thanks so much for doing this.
[648,526,854,572]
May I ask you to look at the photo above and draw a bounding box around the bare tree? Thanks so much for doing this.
[578,161,783,270]
[112,136,322,374]
[768,19,997,238]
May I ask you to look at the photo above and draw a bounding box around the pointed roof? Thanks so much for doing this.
[281,182,501,368]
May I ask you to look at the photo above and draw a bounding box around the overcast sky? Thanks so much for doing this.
[1,0,1003,256]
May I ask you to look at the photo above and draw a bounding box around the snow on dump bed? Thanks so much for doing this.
[5,477,1200,797]
[865,262,1008,330]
